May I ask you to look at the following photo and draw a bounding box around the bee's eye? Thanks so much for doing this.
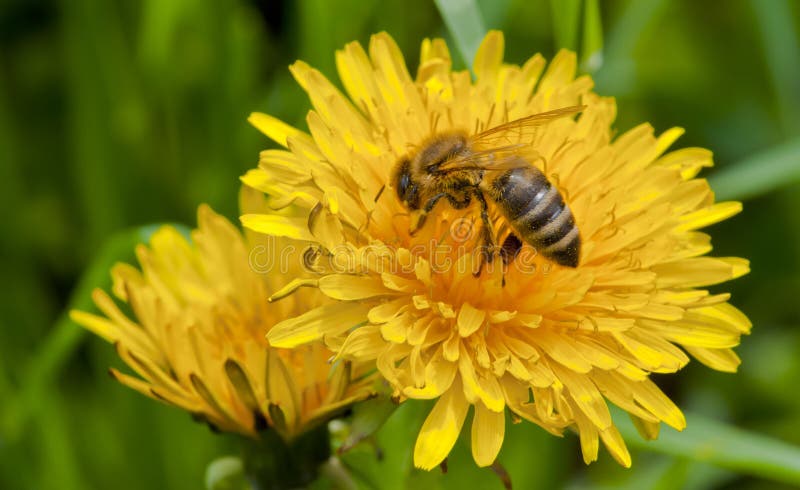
[399,172,411,196]
[405,183,419,208]
[394,158,412,200]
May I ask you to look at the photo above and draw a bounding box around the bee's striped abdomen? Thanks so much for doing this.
[491,166,580,267]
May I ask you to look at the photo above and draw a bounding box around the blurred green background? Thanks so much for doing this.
[1,0,799,488]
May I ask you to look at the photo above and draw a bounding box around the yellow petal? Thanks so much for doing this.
[307,202,345,251]
[336,41,381,117]
[685,346,741,372]
[443,331,460,362]
[600,425,631,468]
[630,414,660,440]
[404,351,458,399]
[419,37,451,65]
[368,297,410,323]
[471,402,505,467]
[536,331,593,373]
[634,378,686,430]
[338,325,385,360]
[267,302,373,348]
[413,381,469,470]
[407,315,439,346]
[457,302,486,337]
[573,411,599,464]
[640,318,741,349]
[591,370,658,422]
[380,311,410,343]
[80,289,158,359]
[652,257,750,288]
[381,272,421,293]
[692,302,752,334]
[537,49,576,102]
[70,309,119,343]
[268,278,319,302]
[265,350,300,433]
[657,147,714,179]
[240,214,314,241]
[551,364,611,429]
[655,127,685,156]
[248,112,306,148]
[259,149,313,180]
[110,263,142,300]
[473,30,504,82]
[319,274,392,300]
[224,359,260,413]
[571,338,620,370]
[109,368,202,413]
[675,202,742,232]
[620,329,689,372]
[459,345,505,412]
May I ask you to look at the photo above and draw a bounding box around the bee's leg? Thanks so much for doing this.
[500,234,523,266]
[499,234,523,286]
[411,192,454,235]
[473,191,497,277]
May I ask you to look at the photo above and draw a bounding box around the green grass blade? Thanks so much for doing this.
[710,139,800,201]
[615,408,800,485]
[63,0,139,250]
[0,224,186,443]
[594,0,666,93]
[603,0,665,60]
[750,0,800,134]
[581,0,603,72]
[479,0,513,28]
[34,394,86,489]
[434,0,487,69]
[550,0,581,51]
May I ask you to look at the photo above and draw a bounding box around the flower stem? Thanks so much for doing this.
[241,425,331,490]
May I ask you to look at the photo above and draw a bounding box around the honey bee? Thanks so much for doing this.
[391,106,584,272]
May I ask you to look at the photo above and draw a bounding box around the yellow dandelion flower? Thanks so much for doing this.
[70,188,376,441]
[243,31,751,469]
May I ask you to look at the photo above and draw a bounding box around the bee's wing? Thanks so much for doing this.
[438,105,584,172]
[438,145,543,171]
[470,105,585,149]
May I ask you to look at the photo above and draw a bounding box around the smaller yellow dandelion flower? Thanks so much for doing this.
[242,31,751,470]
[71,188,376,440]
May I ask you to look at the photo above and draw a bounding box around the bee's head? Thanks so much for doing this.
[392,157,420,209]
